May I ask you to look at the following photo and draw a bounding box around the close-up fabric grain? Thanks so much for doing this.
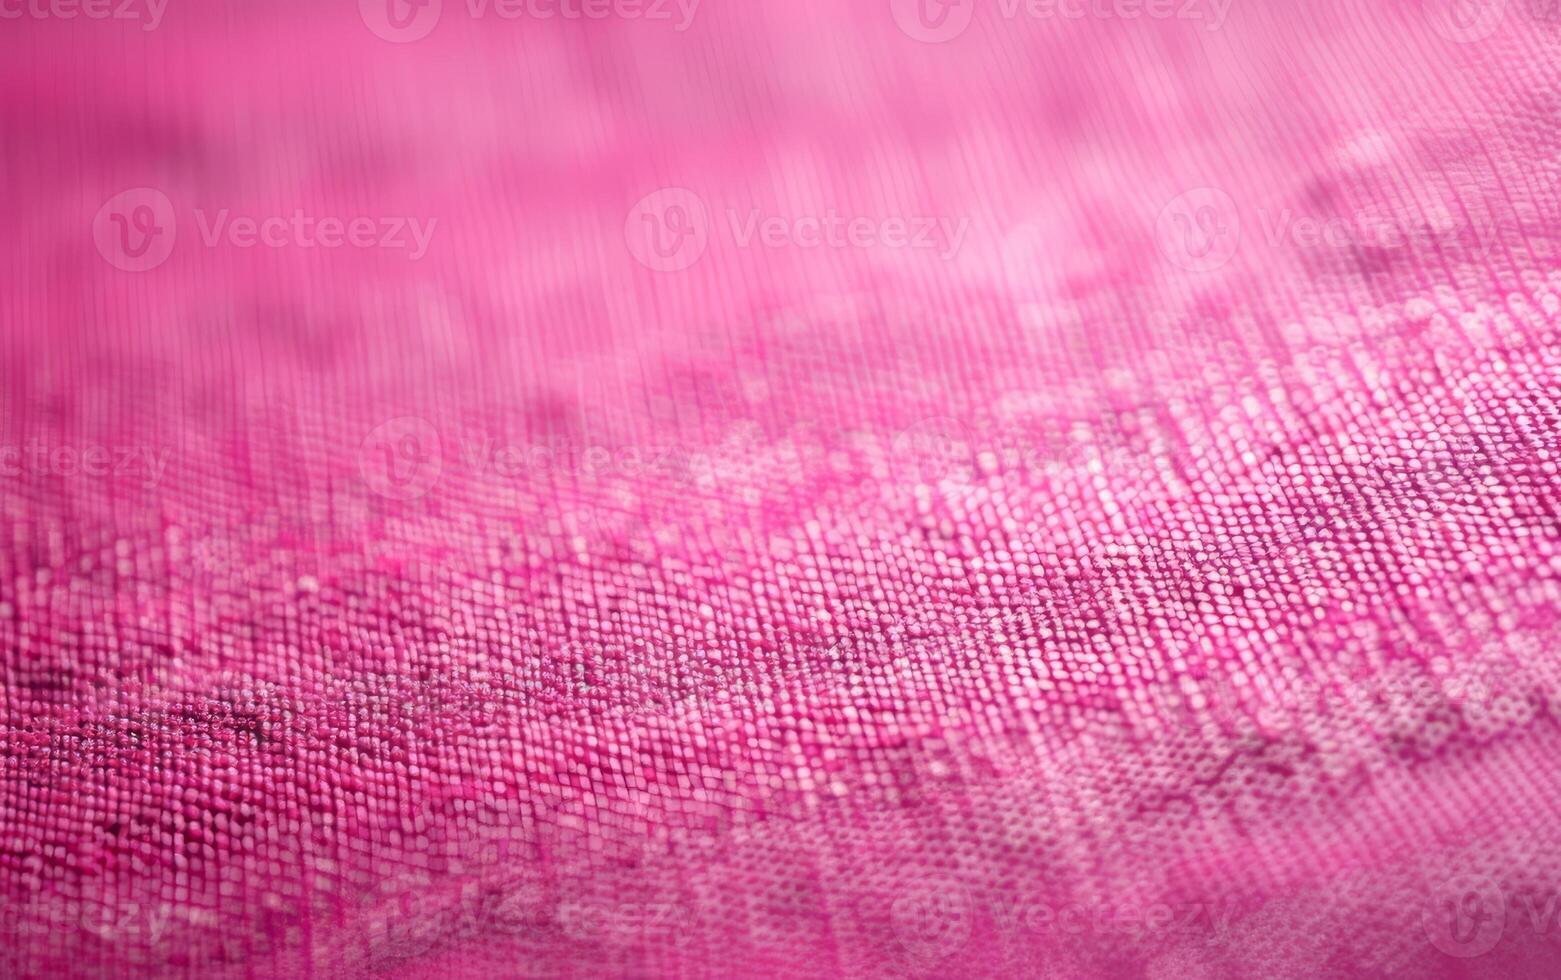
[4,0,1561,976]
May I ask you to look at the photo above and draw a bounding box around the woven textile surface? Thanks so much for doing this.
[5,0,1561,976]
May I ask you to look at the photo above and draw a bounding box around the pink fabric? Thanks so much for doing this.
[4,0,1561,976]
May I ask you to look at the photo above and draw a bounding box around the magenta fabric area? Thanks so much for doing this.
[5,0,1561,976]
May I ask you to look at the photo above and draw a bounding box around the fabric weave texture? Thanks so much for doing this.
[4,0,1561,976]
